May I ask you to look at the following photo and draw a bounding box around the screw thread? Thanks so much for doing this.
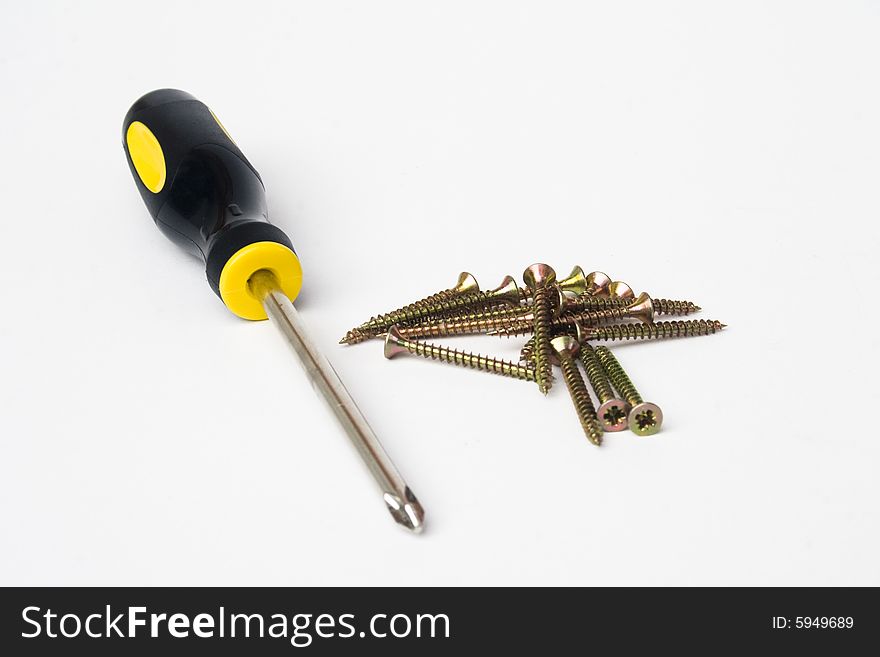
[652,298,701,316]
[558,354,603,445]
[567,296,627,312]
[395,307,532,339]
[565,307,630,325]
[586,319,725,342]
[490,306,630,337]
[343,281,467,343]
[519,336,535,363]
[569,295,699,316]
[395,336,536,381]
[442,305,533,323]
[519,319,723,358]
[355,286,460,330]
[340,327,373,345]
[594,347,642,406]
[341,292,487,343]
[360,290,509,331]
[531,285,555,394]
[578,342,616,404]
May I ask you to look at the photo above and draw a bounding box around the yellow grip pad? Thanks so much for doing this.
[126,121,166,193]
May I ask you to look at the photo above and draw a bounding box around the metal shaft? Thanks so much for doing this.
[250,270,424,533]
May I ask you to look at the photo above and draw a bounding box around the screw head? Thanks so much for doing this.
[452,272,480,294]
[549,286,571,318]
[585,271,612,296]
[628,402,663,436]
[568,320,586,344]
[383,326,409,359]
[626,292,655,324]
[557,266,587,295]
[522,263,557,290]
[597,399,630,432]
[607,281,634,300]
[549,334,579,364]
[488,275,522,305]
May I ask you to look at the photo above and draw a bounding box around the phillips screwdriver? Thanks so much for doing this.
[122,89,424,533]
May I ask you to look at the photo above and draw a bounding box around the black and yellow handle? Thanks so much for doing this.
[122,89,302,320]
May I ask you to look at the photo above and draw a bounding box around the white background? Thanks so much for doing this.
[1,1,878,586]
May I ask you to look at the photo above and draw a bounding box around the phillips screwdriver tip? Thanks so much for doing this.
[252,273,426,535]
[384,489,425,534]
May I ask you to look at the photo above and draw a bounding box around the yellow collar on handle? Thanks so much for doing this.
[218,242,303,320]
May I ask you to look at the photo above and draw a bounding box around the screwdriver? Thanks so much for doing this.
[122,89,424,533]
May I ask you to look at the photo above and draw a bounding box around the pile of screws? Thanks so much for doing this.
[340,265,725,445]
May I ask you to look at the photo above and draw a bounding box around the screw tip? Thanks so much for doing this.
[340,328,373,345]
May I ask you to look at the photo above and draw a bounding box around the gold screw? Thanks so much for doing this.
[523,263,557,394]
[394,306,532,340]
[360,288,498,330]
[422,275,516,317]
[569,291,655,325]
[652,298,701,315]
[594,346,663,436]
[519,318,724,355]
[583,319,725,342]
[346,283,700,344]
[549,335,604,446]
[341,276,521,343]
[339,326,375,345]
[384,326,536,382]
[360,271,479,326]
[340,272,479,344]
[561,293,700,316]
[578,341,629,432]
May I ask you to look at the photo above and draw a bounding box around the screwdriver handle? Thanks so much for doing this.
[122,89,302,319]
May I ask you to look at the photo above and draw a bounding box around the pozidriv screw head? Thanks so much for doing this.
[597,399,630,432]
[629,402,663,436]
